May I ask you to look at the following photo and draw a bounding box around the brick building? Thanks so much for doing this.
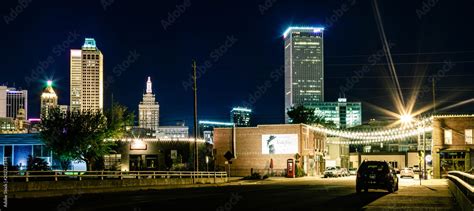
[213,124,326,177]
[432,115,474,178]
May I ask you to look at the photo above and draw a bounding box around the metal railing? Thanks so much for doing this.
[6,170,228,182]
[447,171,474,201]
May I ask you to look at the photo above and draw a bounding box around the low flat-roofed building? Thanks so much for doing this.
[0,133,52,170]
[214,124,326,177]
[432,115,474,178]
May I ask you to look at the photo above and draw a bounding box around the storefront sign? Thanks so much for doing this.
[130,139,147,150]
[261,134,298,155]
[171,150,178,159]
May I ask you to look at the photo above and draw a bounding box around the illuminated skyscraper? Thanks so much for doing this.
[230,107,251,126]
[139,77,160,132]
[40,80,58,118]
[2,87,28,120]
[0,86,6,117]
[311,98,362,129]
[284,27,324,122]
[70,38,104,112]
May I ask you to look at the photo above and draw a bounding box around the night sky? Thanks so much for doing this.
[1,0,473,126]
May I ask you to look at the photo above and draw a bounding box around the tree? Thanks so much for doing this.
[287,105,325,125]
[286,105,337,128]
[40,103,134,171]
[27,155,50,171]
[39,108,80,171]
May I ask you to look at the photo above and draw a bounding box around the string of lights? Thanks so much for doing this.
[307,117,433,144]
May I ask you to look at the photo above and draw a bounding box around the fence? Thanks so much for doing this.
[7,170,228,182]
[447,171,474,211]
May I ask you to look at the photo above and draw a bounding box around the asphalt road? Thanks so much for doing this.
[8,176,459,211]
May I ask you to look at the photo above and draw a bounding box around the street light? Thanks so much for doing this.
[400,114,427,183]
[400,114,413,124]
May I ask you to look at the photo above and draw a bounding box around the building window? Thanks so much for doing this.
[444,129,452,145]
[466,129,473,144]
[104,154,121,170]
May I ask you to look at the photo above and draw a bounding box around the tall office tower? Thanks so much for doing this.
[70,38,104,112]
[139,77,160,132]
[0,86,6,117]
[40,80,58,118]
[5,87,28,120]
[312,98,362,129]
[230,107,252,127]
[284,27,324,122]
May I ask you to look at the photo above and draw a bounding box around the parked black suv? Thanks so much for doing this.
[356,161,399,193]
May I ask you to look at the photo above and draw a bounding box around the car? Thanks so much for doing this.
[335,166,344,177]
[349,168,357,175]
[400,167,414,178]
[341,168,350,176]
[324,166,341,178]
[394,168,400,174]
[412,165,420,173]
[356,161,399,193]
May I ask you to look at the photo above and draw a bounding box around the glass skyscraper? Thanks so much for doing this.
[311,98,362,129]
[284,27,324,122]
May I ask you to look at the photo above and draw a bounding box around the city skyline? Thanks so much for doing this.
[1,0,473,126]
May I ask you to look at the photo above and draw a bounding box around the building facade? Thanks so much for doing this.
[40,81,58,118]
[213,124,327,176]
[4,87,28,120]
[311,98,362,129]
[0,134,53,170]
[139,77,160,132]
[432,115,474,178]
[70,38,104,112]
[0,86,6,117]
[156,126,189,139]
[198,120,234,144]
[284,27,325,122]
[230,107,251,127]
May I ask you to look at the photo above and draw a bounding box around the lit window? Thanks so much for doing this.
[466,129,473,144]
[444,129,452,145]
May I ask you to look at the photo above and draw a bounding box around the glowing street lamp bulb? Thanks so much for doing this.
[400,114,413,123]
[47,80,53,86]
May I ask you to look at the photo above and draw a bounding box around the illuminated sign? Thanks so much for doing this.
[262,134,298,155]
[130,139,147,150]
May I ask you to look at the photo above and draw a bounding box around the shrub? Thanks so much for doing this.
[27,155,50,171]
[242,172,262,180]
[295,166,306,177]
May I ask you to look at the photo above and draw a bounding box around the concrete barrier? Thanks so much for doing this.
[448,179,474,211]
[8,177,228,198]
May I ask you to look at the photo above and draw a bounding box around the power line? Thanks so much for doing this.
[326,74,474,78]
[326,50,474,58]
[326,60,474,66]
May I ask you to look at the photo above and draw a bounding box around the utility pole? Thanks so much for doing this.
[432,79,436,114]
[192,60,199,173]
[423,121,427,180]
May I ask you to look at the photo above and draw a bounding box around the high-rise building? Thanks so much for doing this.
[198,120,234,144]
[0,86,6,117]
[284,27,325,122]
[230,107,251,126]
[40,80,58,118]
[311,98,362,129]
[5,87,28,120]
[70,38,104,112]
[156,126,189,139]
[139,77,160,132]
